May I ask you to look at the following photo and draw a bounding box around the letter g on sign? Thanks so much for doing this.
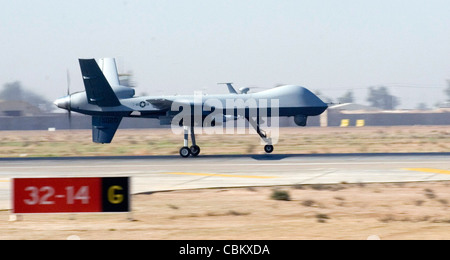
[108,185,124,204]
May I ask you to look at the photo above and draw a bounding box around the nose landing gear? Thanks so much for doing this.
[246,116,274,154]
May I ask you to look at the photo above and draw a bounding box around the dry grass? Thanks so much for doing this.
[0,126,449,157]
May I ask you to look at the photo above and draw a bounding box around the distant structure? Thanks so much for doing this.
[328,103,381,112]
[0,100,44,117]
[323,103,450,127]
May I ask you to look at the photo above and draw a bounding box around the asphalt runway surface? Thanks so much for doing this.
[1,152,450,209]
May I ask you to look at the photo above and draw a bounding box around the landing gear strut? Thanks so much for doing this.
[179,126,201,157]
[246,116,274,154]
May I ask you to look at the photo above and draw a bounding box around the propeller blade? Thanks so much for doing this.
[68,110,72,129]
[66,69,71,96]
[66,69,72,129]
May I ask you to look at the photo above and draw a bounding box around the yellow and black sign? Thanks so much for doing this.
[101,177,130,212]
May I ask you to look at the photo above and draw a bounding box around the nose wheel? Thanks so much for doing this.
[264,144,274,154]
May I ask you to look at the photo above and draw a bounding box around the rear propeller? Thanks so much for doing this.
[66,70,72,129]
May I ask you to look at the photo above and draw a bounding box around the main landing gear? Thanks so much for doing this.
[178,118,274,157]
[179,126,201,158]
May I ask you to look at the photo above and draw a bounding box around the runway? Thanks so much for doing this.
[1,153,450,209]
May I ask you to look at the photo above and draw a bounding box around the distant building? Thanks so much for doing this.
[326,102,450,126]
[0,100,44,117]
[329,103,381,111]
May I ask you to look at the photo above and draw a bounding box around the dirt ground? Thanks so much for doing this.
[1,181,449,240]
[0,126,449,240]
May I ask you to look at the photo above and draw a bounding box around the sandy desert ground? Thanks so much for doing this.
[0,126,449,240]
[1,182,449,240]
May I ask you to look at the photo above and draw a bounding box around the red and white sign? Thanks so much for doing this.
[12,177,129,214]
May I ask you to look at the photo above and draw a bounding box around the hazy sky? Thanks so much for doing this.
[1,0,449,109]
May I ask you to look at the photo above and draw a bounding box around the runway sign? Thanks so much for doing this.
[12,177,130,214]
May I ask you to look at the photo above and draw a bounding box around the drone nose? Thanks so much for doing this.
[54,96,70,110]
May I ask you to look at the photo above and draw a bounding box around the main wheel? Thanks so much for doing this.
[179,146,191,157]
[264,144,274,153]
[190,145,200,157]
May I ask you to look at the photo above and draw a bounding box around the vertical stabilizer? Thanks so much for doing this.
[97,58,120,87]
[79,59,121,107]
[96,58,135,99]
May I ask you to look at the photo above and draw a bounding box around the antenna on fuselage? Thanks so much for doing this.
[218,83,237,94]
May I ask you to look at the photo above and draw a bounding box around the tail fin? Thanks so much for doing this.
[97,58,120,87]
[79,59,121,107]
